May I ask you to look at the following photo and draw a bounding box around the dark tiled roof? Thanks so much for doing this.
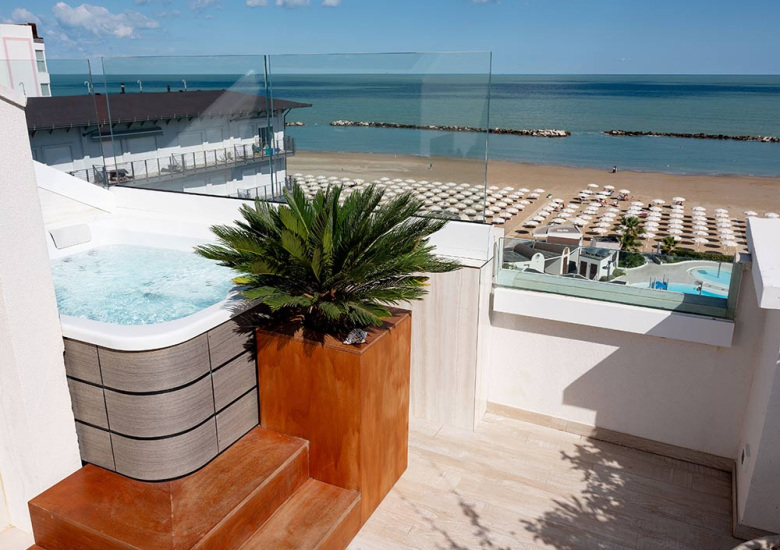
[25,90,311,131]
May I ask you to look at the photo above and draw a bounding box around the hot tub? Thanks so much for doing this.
[48,218,260,481]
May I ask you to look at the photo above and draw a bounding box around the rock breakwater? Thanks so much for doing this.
[605,130,779,143]
[329,120,570,137]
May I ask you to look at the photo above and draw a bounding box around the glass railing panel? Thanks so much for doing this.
[21,59,104,183]
[268,52,492,221]
[496,237,740,318]
[98,55,282,198]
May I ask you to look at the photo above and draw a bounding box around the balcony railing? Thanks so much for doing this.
[495,237,742,319]
[69,137,295,185]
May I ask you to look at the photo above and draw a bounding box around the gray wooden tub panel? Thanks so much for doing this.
[104,375,215,438]
[63,313,259,481]
[111,419,219,481]
[213,351,256,411]
[216,389,260,452]
[98,334,210,393]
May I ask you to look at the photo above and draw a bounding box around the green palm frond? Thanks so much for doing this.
[195,183,461,334]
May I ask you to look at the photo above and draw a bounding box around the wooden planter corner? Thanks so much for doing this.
[257,309,411,524]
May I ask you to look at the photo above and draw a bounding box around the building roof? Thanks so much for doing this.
[25,90,311,131]
[532,224,583,239]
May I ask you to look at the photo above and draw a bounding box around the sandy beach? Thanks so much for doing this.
[288,151,780,252]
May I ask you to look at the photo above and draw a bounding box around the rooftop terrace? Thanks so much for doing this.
[352,414,741,550]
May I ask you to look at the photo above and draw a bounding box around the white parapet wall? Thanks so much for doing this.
[0,87,82,534]
[486,252,766,461]
[736,218,780,534]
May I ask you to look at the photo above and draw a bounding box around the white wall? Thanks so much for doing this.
[0,24,48,98]
[735,219,780,533]
[487,266,764,459]
[0,87,82,533]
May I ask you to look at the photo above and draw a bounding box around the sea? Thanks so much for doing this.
[50,73,780,177]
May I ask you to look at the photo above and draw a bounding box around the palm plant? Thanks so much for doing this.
[195,184,460,334]
[660,235,678,256]
[618,216,642,251]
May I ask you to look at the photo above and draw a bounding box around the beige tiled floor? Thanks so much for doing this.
[350,413,742,550]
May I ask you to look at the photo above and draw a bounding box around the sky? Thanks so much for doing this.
[3,0,780,74]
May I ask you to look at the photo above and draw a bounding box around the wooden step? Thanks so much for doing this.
[239,479,361,550]
[29,427,309,550]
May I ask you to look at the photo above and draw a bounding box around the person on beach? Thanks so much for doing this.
[611,165,618,173]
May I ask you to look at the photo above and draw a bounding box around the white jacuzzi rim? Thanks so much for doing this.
[58,292,251,351]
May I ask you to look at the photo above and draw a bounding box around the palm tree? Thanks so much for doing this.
[619,216,641,251]
[660,235,678,256]
[196,184,460,334]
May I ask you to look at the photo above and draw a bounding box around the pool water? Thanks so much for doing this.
[632,281,728,298]
[51,245,236,325]
[690,267,732,287]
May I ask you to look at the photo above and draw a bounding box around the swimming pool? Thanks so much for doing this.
[689,267,732,287]
[632,282,728,298]
[51,244,236,325]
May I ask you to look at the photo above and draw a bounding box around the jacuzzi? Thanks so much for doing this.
[47,217,260,481]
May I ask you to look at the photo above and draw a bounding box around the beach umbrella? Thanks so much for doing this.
[766,213,780,219]
[533,188,545,193]
[694,230,710,237]
[580,189,593,195]
[553,198,565,204]
[519,188,530,193]
[693,206,706,212]
[694,237,709,250]
[644,221,660,228]
[507,207,520,215]
[717,220,732,228]
[558,212,571,218]
[503,186,515,192]
[652,199,666,205]
[604,185,615,190]
[673,196,686,203]
[596,221,612,228]
[488,185,500,191]
[692,226,709,233]
[649,206,663,213]
[598,191,610,196]
[744,210,758,216]
[619,189,631,194]
[528,193,540,199]
[593,227,608,234]
[551,217,566,224]
[641,232,656,240]
[715,208,728,214]
[668,229,683,235]
[525,220,539,227]
[588,183,599,188]
[631,201,644,207]
[463,208,478,216]
[519,200,531,205]
[723,240,739,248]
[563,208,576,215]
[608,207,621,213]
[491,218,505,225]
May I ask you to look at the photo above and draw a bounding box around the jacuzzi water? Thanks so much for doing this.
[689,267,732,287]
[51,245,236,325]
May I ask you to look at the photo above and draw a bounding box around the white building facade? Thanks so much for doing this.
[26,90,308,198]
[0,23,50,98]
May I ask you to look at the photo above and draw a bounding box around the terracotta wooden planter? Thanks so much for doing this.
[257,309,411,524]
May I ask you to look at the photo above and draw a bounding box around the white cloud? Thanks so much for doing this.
[245,0,268,6]
[275,0,310,7]
[7,7,42,24]
[189,0,218,10]
[322,0,341,6]
[52,2,159,38]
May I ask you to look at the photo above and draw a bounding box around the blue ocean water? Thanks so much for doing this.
[50,73,780,176]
